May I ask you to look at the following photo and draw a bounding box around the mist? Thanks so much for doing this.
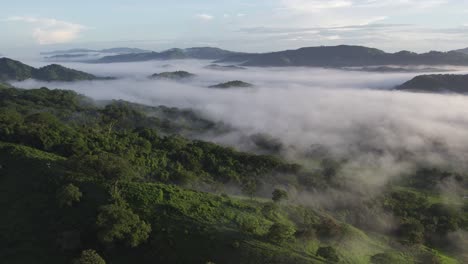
[12,60,468,193]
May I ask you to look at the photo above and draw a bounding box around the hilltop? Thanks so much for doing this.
[209,80,254,88]
[149,71,196,80]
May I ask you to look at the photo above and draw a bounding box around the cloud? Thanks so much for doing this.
[281,0,353,12]
[6,16,85,45]
[195,14,214,21]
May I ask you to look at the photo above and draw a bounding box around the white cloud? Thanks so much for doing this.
[6,16,85,45]
[195,14,214,21]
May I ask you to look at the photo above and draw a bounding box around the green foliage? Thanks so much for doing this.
[236,215,263,235]
[56,184,82,207]
[267,222,296,243]
[316,246,340,262]
[96,200,152,247]
[67,153,140,182]
[72,249,106,264]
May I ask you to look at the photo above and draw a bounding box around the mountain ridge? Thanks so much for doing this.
[0,57,113,82]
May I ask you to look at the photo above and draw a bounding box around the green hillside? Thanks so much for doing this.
[0,85,466,263]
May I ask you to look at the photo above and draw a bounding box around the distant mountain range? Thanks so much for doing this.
[83,45,468,68]
[218,45,468,67]
[0,58,113,82]
[396,74,468,93]
[41,47,151,55]
[93,47,247,63]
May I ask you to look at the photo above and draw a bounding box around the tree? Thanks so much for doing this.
[241,180,257,199]
[236,215,261,235]
[397,218,425,245]
[72,249,106,264]
[316,246,339,262]
[96,201,151,247]
[267,222,296,243]
[56,183,82,207]
[272,189,288,203]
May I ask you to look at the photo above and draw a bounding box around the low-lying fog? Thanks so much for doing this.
[12,60,468,191]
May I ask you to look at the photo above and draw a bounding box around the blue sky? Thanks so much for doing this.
[2,0,468,54]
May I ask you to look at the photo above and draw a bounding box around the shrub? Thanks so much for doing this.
[316,246,339,262]
[72,249,106,264]
[236,215,261,235]
[272,189,288,203]
[267,222,296,243]
[96,201,151,247]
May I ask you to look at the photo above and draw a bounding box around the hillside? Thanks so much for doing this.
[0,58,113,82]
[396,74,468,93]
[0,85,466,264]
[217,45,468,67]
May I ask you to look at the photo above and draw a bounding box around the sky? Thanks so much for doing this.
[2,0,468,55]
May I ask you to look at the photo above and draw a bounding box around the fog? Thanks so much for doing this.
[12,60,468,194]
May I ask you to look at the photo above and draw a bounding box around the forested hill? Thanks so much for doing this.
[0,57,114,82]
[0,85,466,263]
[396,74,468,93]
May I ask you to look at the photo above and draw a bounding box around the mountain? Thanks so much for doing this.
[94,47,249,63]
[217,45,468,67]
[0,58,35,81]
[41,47,150,55]
[0,57,113,82]
[183,47,243,60]
[149,71,196,80]
[40,48,96,55]
[204,64,247,71]
[33,64,114,82]
[99,47,151,54]
[396,74,468,93]
[209,80,254,88]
